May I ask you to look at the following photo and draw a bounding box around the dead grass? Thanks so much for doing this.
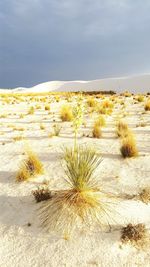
[120,134,138,158]
[116,121,129,138]
[92,123,102,138]
[121,223,148,248]
[144,100,150,111]
[33,187,52,202]
[60,105,73,121]
[139,187,150,204]
[16,149,44,181]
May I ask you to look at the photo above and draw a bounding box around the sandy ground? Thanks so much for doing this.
[0,93,150,267]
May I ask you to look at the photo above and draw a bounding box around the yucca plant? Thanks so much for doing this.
[16,148,44,181]
[72,95,84,149]
[39,146,116,234]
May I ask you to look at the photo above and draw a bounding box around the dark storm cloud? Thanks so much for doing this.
[0,0,150,88]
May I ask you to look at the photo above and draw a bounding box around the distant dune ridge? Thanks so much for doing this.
[1,74,150,93]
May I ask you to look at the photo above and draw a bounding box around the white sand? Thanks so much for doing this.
[1,73,150,93]
[0,93,150,266]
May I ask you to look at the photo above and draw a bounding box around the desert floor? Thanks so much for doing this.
[0,93,150,267]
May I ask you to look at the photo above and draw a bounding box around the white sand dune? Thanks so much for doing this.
[1,74,150,93]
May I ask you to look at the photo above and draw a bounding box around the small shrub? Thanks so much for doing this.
[120,135,138,158]
[137,95,144,102]
[116,121,129,138]
[40,124,45,130]
[144,100,150,111]
[139,188,150,204]
[45,105,50,111]
[95,115,106,127]
[32,187,52,202]
[60,105,73,122]
[87,97,97,107]
[16,149,44,181]
[28,106,34,115]
[53,124,62,136]
[92,123,102,138]
[121,223,148,248]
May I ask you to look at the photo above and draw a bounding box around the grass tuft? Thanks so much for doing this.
[120,135,138,158]
[60,105,73,121]
[33,187,52,202]
[121,223,148,248]
[16,149,44,182]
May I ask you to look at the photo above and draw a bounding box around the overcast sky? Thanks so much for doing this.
[1,0,150,88]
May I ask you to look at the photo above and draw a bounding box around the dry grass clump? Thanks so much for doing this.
[39,146,116,234]
[102,100,114,109]
[28,106,35,115]
[33,187,52,202]
[144,100,150,111]
[95,115,106,127]
[121,223,148,248]
[87,97,97,107]
[45,104,50,111]
[92,123,102,138]
[60,105,73,121]
[116,121,129,138]
[137,95,144,102]
[40,123,45,130]
[53,124,62,136]
[16,149,44,181]
[139,187,150,204]
[120,134,138,158]
[13,135,24,141]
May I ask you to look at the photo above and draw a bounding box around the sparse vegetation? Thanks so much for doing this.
[60,105,73,121]
[120,134,138,158]
[32,187,52,202]
[16,149,44,181]
[121,223,148,248]
[39,145,115,233]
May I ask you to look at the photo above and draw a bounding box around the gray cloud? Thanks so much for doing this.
[0,0,150,88]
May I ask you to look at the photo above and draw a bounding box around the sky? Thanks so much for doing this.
[1,0,150,88]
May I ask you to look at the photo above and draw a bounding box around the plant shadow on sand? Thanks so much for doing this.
[0,171,17,184]
[0,194,59,242]
[0,194,124,245]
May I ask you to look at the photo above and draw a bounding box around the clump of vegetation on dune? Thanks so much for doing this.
[39,145,116,234]
[136,95,144,102]
[87,97,97,107]
[116,120,129,138]
[53,124,62,136]
[95,115,106,127]
[120,133,138,158]
[121,223,148,248]
[16,148,44,181]
[138,187,150,204]
[92,122,102,138]
[33,187,52,202]
[28,106,35,115]
[60,105,73,121]
[144,100,150,111]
